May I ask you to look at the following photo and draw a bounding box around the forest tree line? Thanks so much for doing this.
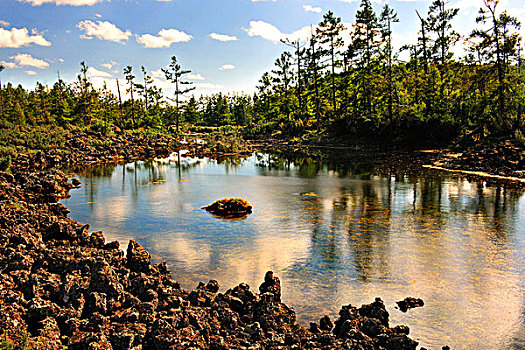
[0,0,524,147]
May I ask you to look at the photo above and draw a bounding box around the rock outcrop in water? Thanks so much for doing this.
[396,297,425,313]
[203,198,253,219]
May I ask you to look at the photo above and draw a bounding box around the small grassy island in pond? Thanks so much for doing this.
[203,198,252,218]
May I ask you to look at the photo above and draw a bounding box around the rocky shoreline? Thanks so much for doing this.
[11,129,180,173]
[252,136,525,188]
[0,130,425,349]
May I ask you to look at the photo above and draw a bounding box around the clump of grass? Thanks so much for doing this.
[203,198,252,218]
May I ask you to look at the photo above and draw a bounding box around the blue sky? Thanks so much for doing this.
[1,0,525,98]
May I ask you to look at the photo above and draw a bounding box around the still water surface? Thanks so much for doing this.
[61,152,525,349]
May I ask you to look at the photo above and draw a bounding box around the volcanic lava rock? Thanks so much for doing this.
[126,239,151,273]
[397,297,425,312]
[258,270,281,302]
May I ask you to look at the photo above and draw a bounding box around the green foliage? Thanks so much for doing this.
[515,129,525,147]
[205,126,251,154]
[0,125,67,154]
[88,138,113,150]
[0,0,523,149]
[239,1,525,146]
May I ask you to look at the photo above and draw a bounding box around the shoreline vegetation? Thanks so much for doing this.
[1,0,525,152]
[1,0,525,184]
[0,130,430,350]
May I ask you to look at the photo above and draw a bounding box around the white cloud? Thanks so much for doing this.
[152,68,165,78]
[209,33,238,42]
[89,76,113,90]
[101,60,118,69]
[339,0,388,3]
[219,64,235,70]
[244,21,283,43]
[244,20,321,43]
[303,5,322,13]
[0,61,18,69]
[77,20,131,43]
[58,58,64,63]
[136,28,192,48]
[286,25,317,42]
[87,66,112,78]
[186,73,205,80]
[18,0,105,5]
[0,21,10,27]
[10,53,49,69]
[452,0,519,14]
[25,70,37,75]
[95,13,102,18]
[0,27,51,48]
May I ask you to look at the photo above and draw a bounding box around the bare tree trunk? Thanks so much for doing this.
[0,77,4,118]
[130,86,135,127]
[297,42,302,118]
[116,79,123,122]
[175,77,180,134]
[331,38,336,116]
[416,10,428,74]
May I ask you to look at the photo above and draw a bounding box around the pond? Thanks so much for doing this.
[61,151,525,350]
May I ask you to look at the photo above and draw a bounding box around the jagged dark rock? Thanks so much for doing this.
[396,297,425,312]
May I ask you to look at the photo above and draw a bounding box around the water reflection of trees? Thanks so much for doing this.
[510,302,525,349]
[292,166,522,286]
[345,181,392,282]
[254,152,390,178]
[75,153,207,207]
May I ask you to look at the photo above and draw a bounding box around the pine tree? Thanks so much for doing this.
[307,30,323,128]
[78,61,92,125]
[182,96,200,125]
[162,56,195,134]
[427,0,460,65]
[350,0,380,118]
[317,11,345,116]
[271,52,294,117]
[0,65,4,118]
[416,10,429,74]
[257,72,273,121]
[281,38,306,118]
[379,4,399,132]
[136,66,154,113]
[124,66,136,127]
[472,0,521,124]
